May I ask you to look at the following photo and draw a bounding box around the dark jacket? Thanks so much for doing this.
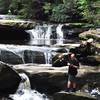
[68,58,79,75]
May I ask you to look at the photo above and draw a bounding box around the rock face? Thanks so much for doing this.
[0,50,23,64]
[53,91,97,100]
[51,41,100,66]
[0,25,30,44]
[79,55,100,66]
[0,61,21,95]
[24,50,46,64]
[0,45,46,64]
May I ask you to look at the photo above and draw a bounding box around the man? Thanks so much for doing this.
[66,53,80,92]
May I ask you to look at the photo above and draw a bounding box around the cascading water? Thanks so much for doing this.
[26,23,66,46]
[56,24,64,44]
[9,73,49,100]
[0,44,56,64]
[45,25,53,45]
[26,24,51,45]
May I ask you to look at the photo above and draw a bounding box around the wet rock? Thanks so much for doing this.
[62,24,87,38]
[53,91,97,100]
[52,53,68,67]
[52,48,68,53]
[24,50,46,64]
[0,61,21,95]
[0,50,23,64]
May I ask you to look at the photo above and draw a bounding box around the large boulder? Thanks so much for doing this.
[0,50,23,64]
[79,55,100,66]
[51,48,69,67]
[0,61,21,95]
[52,53,68,67]
[79,29,100,43]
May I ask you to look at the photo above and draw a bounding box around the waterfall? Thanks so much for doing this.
[26,24,48,45]
[56,24,64,44]
[44,50,52,64]
[9,73,49,100]
[27,24,54,45]
[17,73,31,90]
[0,44,68,65]
[26,23,65,46]
[45,25,53,45]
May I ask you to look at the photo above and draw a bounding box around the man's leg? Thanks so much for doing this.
[65,80,72,92]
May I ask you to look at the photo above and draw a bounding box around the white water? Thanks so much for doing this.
[56,24,64,44]
[9,73,49,100]
[26,24,52,45]
[0,44,65,64]
[26,23,67,45]
[0,44,54,64]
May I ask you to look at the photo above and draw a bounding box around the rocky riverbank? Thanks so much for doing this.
[0,60,100,100]
[13,63,100,94]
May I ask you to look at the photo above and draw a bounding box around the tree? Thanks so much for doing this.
[0,0,11,14]
[50,0,82,22]
[77,0,93,23]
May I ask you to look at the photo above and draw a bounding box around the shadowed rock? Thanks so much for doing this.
[0,50,23,64]
[24,50,46,64]
[0,25,30,44]
[0,61,21,96]
[79,56,100,66]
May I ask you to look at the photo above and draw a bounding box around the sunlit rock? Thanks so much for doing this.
[79,29,100,43]
[52,53,68,67]
[53,91,97,100]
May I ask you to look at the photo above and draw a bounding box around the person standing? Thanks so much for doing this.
[66,53,80,92]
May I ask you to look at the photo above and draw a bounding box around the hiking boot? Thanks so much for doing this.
[64,88,70,92]
[70,88,76,92]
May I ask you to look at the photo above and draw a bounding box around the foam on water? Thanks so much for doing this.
[9,73,49,100]
[9,89,49,100]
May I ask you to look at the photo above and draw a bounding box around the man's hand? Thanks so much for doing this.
[67,63,70,66]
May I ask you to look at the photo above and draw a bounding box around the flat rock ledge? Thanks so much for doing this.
[53,91,97,100]
[13,64,100,94]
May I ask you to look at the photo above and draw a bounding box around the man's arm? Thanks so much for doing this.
[68,62,80,69]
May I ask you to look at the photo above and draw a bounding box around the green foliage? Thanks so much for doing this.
[77,0,100,25]
[9,0,22,15]
[50,4,69,22]
[0,0,11,14]
[50,0,82,22]
[77,0,90,20]
[0,0,99,25]
[43,2,52,14]
[10,0,44,19]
